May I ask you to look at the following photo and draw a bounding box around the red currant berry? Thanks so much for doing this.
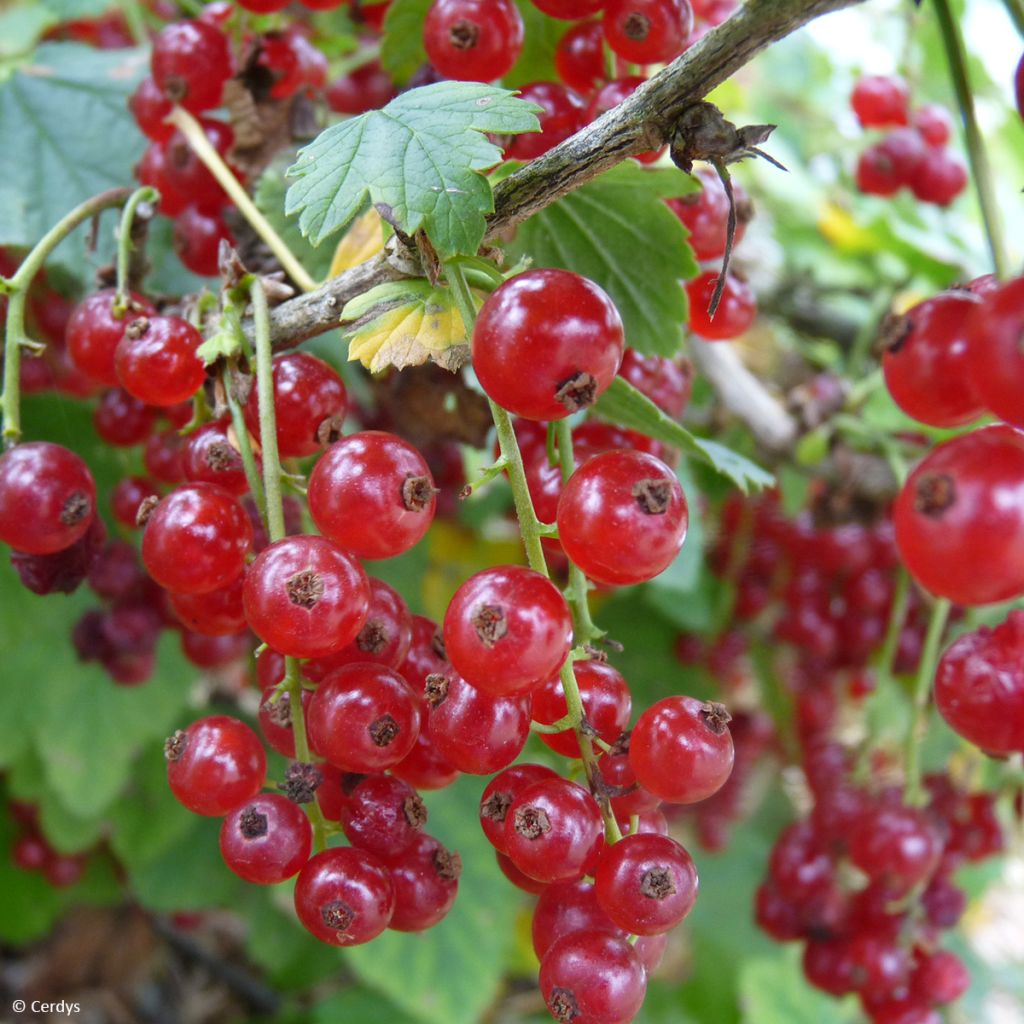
[555,22,605,94]
[66,288,155,387]
[851,75,910,128]
[667,165,751,262]
[307,663,420,772]
[849,802,942,892]
[136,142,189,217]
[894,425,1024,604]
[220,793,312,884]
[426,671,532,774]
[423,0,524,82]
[532,878,621,960]
[595,832,698,934]
[686,270,756,340]
[443,565,573,696]
[111,475,159,527]
[163,121,237,213]
[473,269,624,420]
[326,60,397,114]
[144,429,186,484]
[385,833,461,932]
[151,20,233,113]
[598,745,661,818]
[128,75,174,142]
[173,206,235,277]
[507,82,587,161]
[165,715,266,816]
[504,777,604,883]
[243,535,370,659]
[93,388,156,447]
[495,848,548,893]
[480,763,560,853]
[910,949,969,1006]
[880,290,984,428]
[539,930,646,1024]
[603,0,693,65]
[557,449,688,586]
[115,315,206,407]
[533,661,632,758]
[909,149,967,206]
[532,0,603,17]
[856,142,903,196]
[965,276,1024,428]
[170,574,246,636]
[629,696,733,804]
[617,348,692,418]
[182,419,251,496]
[341,774,427,860]
[0,442,96,555]
[913,103,953,146]
[293,847,395,946]
[243,352,348,460]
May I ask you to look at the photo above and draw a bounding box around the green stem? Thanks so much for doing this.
[531,711,577,734]
[223,365,268,527]
[114,186,159,315]
[252,280,286,542]
[115,0,149,46]
[167,107,318,293]
[2,188,133,446]
[904,598,951,806]
[931,0,1010,278]
[284,656,328,851]
[1000,0,1024,37]
[332,42,383,79]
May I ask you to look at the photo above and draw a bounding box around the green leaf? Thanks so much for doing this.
[738,948,860,1023]
[645,457,704,596]
[285,82,541,258]
[344,775,519,1024]
[594,376,775,494]
[314,987,422,1024]
[505,162,699,356]
[43,0,113,18]
[379,0,431,83]
[0,44,148,252]
[505,0,563,87]
[254,165,336,283]
[0,6,58,60]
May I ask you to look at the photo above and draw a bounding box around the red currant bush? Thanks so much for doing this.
[219,793,313,884]
[165,716,266,816]
[443,565,573,696]
[472,269,624,421]
[242,535,370,658]
[307,432,437,560]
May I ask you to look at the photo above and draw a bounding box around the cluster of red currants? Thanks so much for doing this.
[851,74,966,206]
[9,799,90,890]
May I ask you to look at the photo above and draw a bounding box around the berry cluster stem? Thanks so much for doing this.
[222,364,267,525]
[931,0,1010,279]
[167,107,318,294]
[904,597,951,806]
[1,187,134,447]
[113,186,159,315]
[447,260,620,842]
[283,656,328,850]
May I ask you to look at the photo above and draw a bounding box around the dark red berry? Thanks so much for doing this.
[220,793,313,884]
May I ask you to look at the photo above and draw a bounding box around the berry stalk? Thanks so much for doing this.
[167,107,318,294]
[113,186,159,316]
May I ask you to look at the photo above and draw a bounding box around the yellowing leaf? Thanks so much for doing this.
[817,200,876,251]
[341,280,474,373]
[330,208,385,277]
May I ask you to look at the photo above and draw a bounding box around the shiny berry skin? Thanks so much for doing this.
[617,349,692,418]
[909,149,967,206]
[293,847,395,946]
[110,475,158,527]
[170,574,246,636]
[443,565,573,696]
[911,949,969,1005]
[507,82,587,160]
[668,165,751,262]
[242,536,370,659]
[880,291,984,428]
[539,930,647,1024]
[423,0,524,82]
[495,849,547,893]
[934,611,1024,754]
[893,425,1024,605]
[243,352,348,460]
[136,141,188,217]
[913,103,953,146]
[173,206,235,277]
[532,0,604,17]
[479,763,560,853]
[555,22,605,93]
[66,288,155,387]
[504,777,604,883]
[426,672,532,774]
[472,269,624,421]
[307,663,420,772]
[532,879,621,960]
[341,774,427,860]
[598,747,660,818]
[851,75,910,128]
[603,0,693,64]
[686,270,756,340]
[0,442,96,555]
[257,683,312,758]
[326,60,397,114]
[11,516,104,596]
[238,0,291,11]
[219,793,312,884]
[128,76,174,142]
[386,833,461,932]
[595,832,698,934]
[144,429,186,484]
[181,629,249,669]
[304,577,413,679]
[630,696,733,804]
[93,388,155,447]
[165,716,266,816]
[307,432,436,560]
[182,420,251,496]
[142,483,251,594]
[115,315,206,407]
[965,277,1024,429]
[849,803,942,892]
[533,661,632,758]
[557,450,688,587]
[151,20,232,113]
[163,121,235,213]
